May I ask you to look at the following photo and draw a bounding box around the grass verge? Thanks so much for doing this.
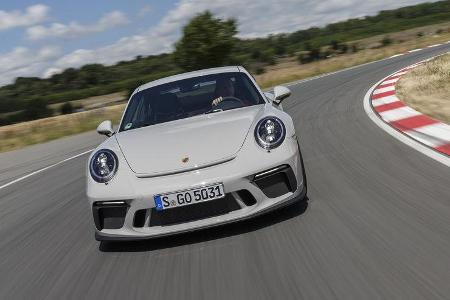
[396,53,450,124]
[0,104,125,153]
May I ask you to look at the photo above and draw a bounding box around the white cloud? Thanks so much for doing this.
[51,35,173,74]
[0,46,61,85]
[26,11,129,40]
[51,15,179,69]
[42,67,62,78]
[0,4,49,31]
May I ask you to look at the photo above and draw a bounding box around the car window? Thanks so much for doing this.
[120,72,265,132]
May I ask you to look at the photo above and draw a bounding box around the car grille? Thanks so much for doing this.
[149,193,241,227]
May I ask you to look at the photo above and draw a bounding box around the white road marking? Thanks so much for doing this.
[0,149,93,191]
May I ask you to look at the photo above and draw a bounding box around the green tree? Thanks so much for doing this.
[260,49,276,65]
[174,11,237,71]
[24,98,53,120]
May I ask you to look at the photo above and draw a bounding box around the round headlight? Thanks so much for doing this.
[89,149,118,183]
[254,116,286,150]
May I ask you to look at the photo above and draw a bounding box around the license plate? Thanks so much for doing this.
[154,183,225,211]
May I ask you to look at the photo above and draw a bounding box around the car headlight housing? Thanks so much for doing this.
[89,149,118,183]
[254,116,286,150]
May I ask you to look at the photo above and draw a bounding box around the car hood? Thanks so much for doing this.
[115,105,263,176]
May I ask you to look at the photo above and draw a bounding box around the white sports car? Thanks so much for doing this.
[87,66,307,241]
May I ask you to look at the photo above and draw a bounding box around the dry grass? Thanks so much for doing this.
[397,53,450,124]
[0,104,125,152]
[0,92,127,119]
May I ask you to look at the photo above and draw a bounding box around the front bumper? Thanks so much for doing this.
[89,137,306,241]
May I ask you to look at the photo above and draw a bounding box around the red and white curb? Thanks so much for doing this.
[364,58,450,167]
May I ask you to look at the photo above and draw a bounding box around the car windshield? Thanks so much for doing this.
[119,72,265,131]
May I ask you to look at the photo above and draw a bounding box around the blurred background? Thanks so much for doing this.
[0,0,449,152]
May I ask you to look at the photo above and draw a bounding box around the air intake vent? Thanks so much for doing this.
[149,194,240,227]
[92,202,129,230]
[237,190,257,206]
[253,165,297,198]
[133,209,147,227]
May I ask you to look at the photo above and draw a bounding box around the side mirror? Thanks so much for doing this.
[97,120,114,137]
[273,85,291,105]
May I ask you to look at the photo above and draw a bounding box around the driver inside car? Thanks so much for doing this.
[211,77,235,106]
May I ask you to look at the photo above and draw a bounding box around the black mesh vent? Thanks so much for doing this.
[253,165,297,198]
[149,194,240,227]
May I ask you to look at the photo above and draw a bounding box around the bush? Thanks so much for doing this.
[297,53,307,64]
[310,48,321,60]
[60,102,74,114]
[338,43,349,54]
[330,40,340,51]
[298,53,315,64]
[259,49,276,65]
[274,44,286,56]
[251,50,261,60]
[24,99,52,120]
[381,36,393,46]
[255,67,266,75]
[0,111,28,125]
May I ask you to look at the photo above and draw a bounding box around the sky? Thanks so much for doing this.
[0,0,435,85]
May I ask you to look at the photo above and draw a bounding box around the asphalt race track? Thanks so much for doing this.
[1,44,449,300]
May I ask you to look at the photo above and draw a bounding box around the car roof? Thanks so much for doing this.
[136,66,243,93]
